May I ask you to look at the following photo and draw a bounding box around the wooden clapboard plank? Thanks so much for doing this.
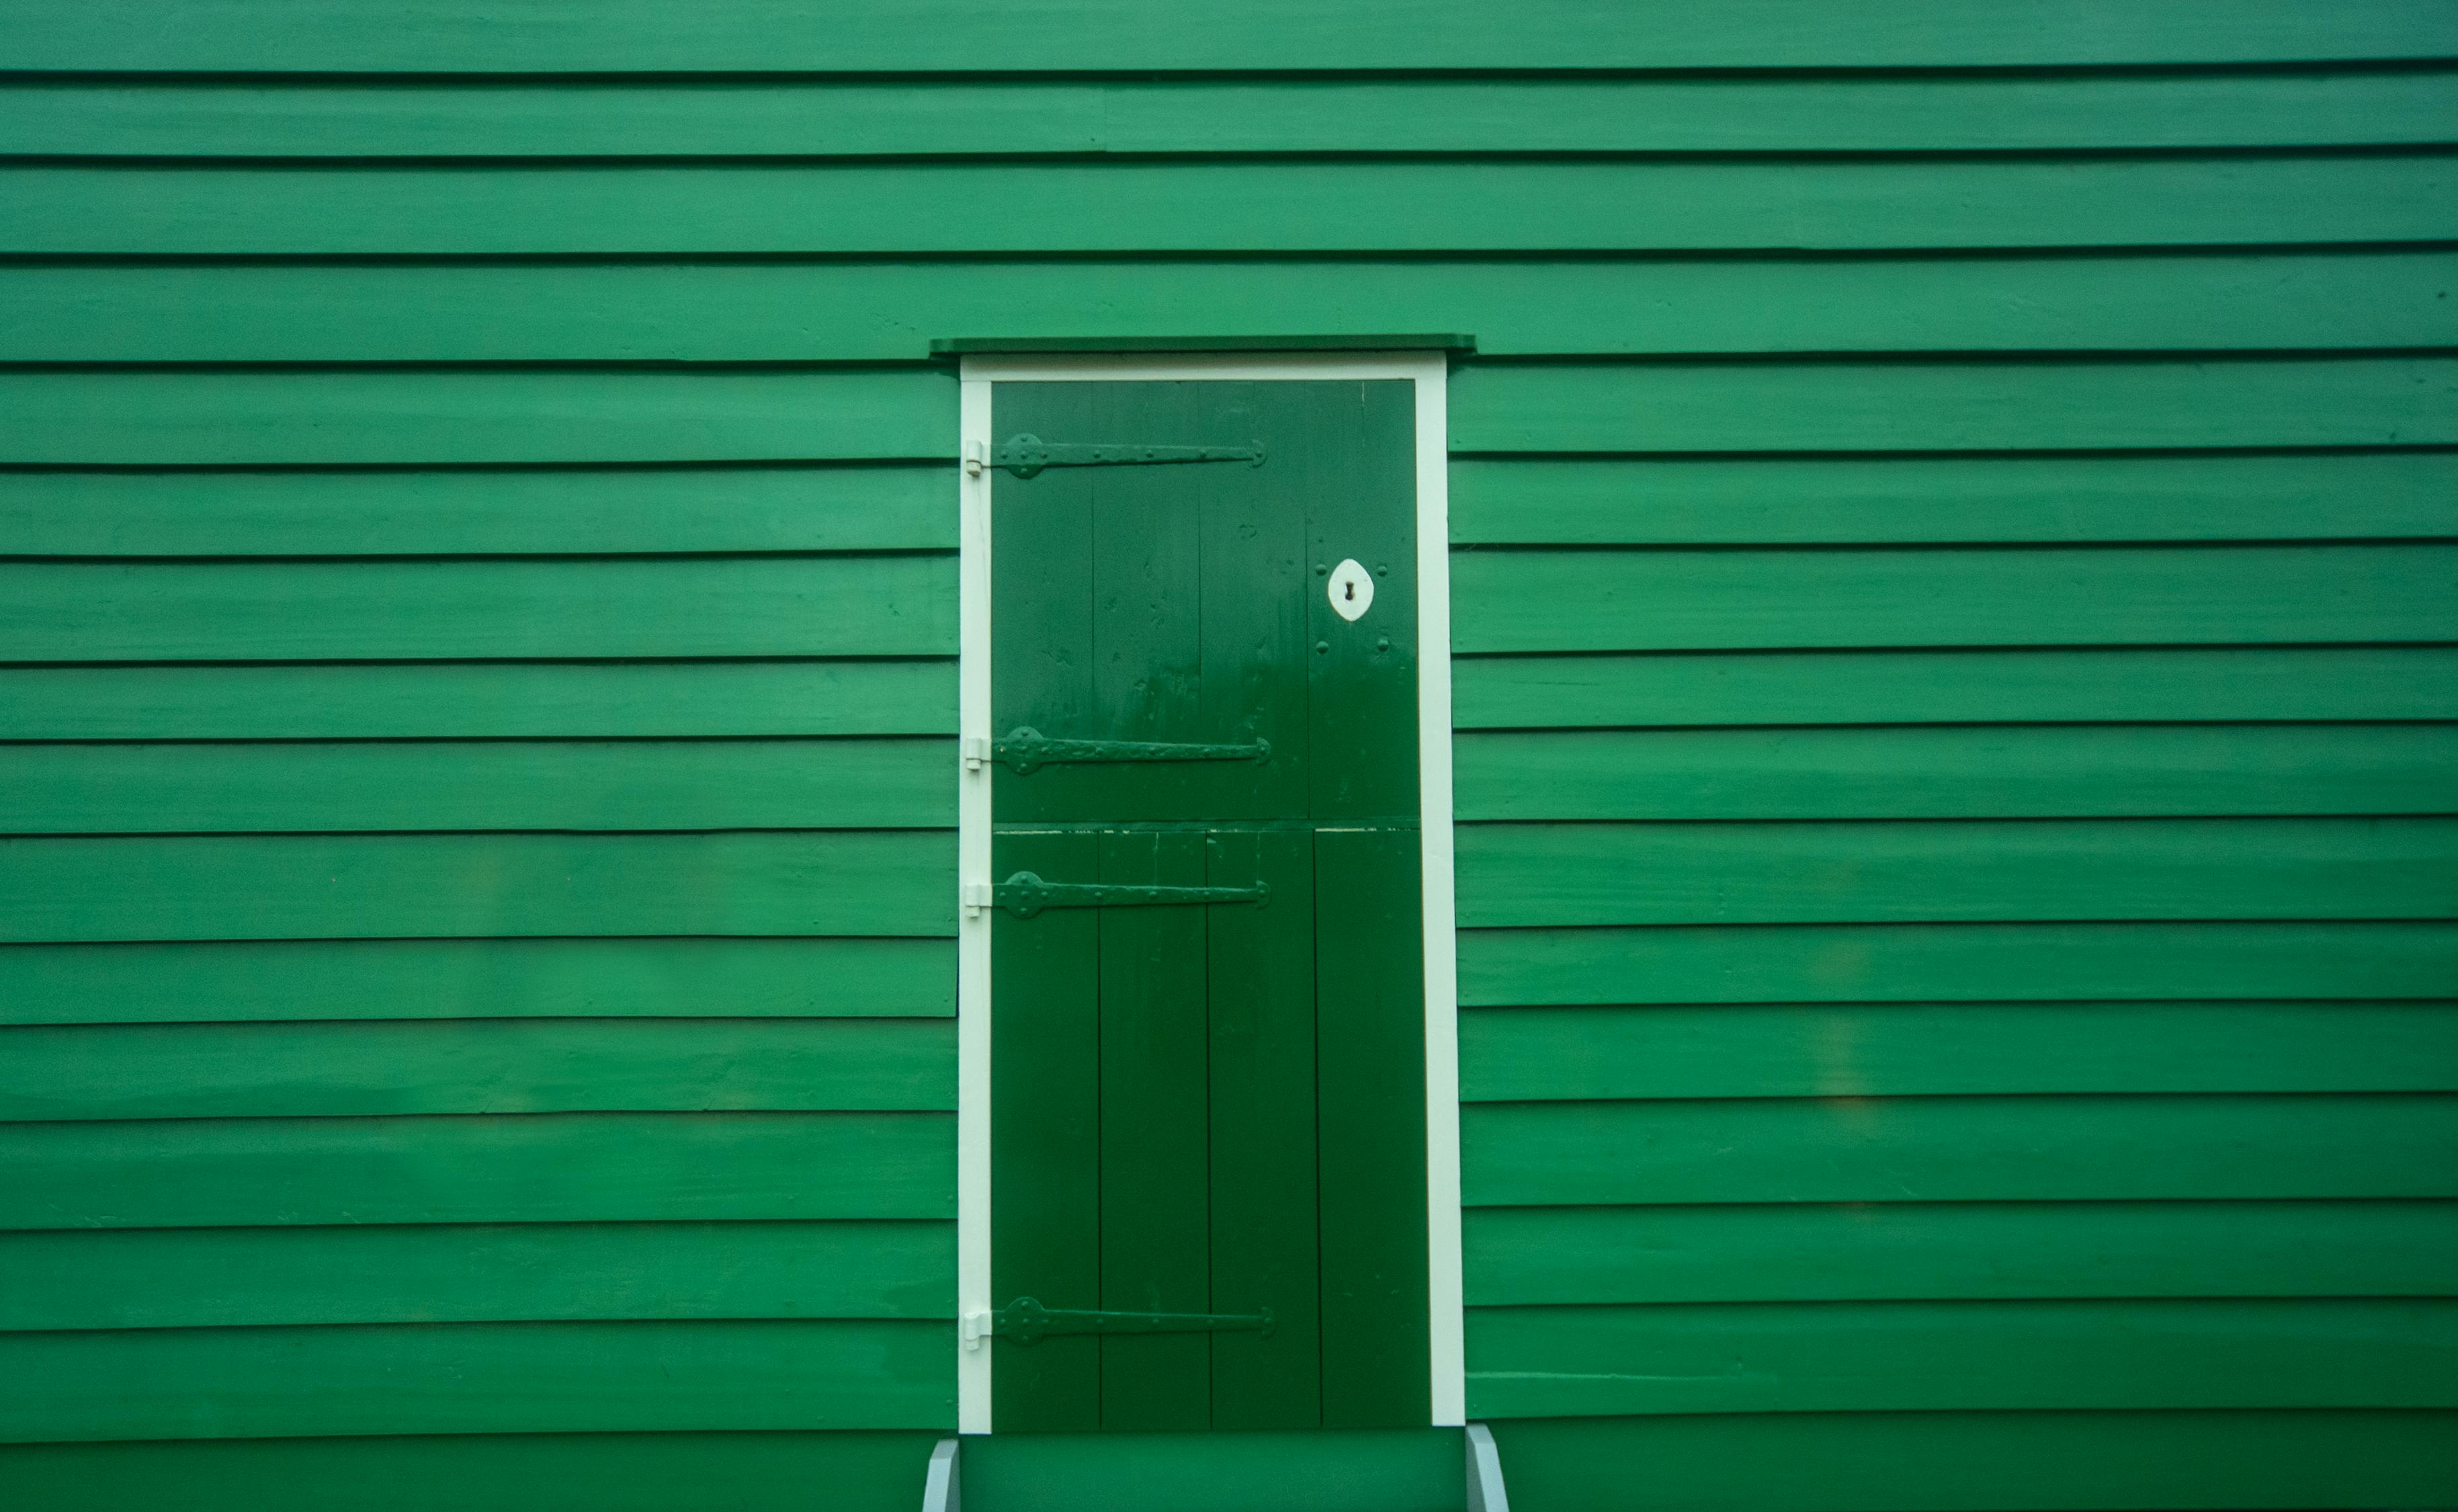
[1454,726,2458,821]
[1449,648,2458,729]
[0,1018,956,1121]
[1459,1002,2458,1100]
[1,1110,953,1228]
[1483,1411,2458,1512]
[0,466,953,556]
[9,74,2455,157]
[0,1319,951,1442]
[1451,357,2458,453]
[1451,544,2458,653]
[1458,921,2458,1006]
[0,937,955,1027]
[1462,1093,2458,1205]
[0,740,954,833]
[5,1,2451,71]
[1464,1298,2458,1418]
[0,1221,954,1331]
[1465,1200,2458,1306]
[0,368,952,466]
[1455,817,2458,927]
[3,157,2449,255]
[0,661,956,741]
[10,253,2458,363]
[1450,452,2458,545]
[0,831,955,943]
[0,1432,945,1512]
[0,557,957,662]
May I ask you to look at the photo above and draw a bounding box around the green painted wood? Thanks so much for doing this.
[0,1431,945,1512]
[0,1220,954,1331]
[1453,356,2458,454]
[1466,1298,2458,1419]
[14,74,2457,157]
[1095,830,1214,1432]
[957,1427,1466,1512]
[0,661,956,741]
[1487,1411,2458,1512]
[1451,452,2458,546]
[0,557,956,663]
[1451,647,2458,729]
[1455,818,2458,928]
[1460,921,2458,1006]
[1463,1093,2458,1206]
[988,828,1101,1432]
[1314,828,1431,1428]
[0,740,952,834]
[17,253,2458,364]
[0,832,953,943]
[9,158,2450,255]
[0,466,951,556]
[0,937,953,1027]
[1,1110,952,1228]
[1453,544,2458,653]
[1459,1002,2458,1100]
[0,1018,955,1121]
[1455,726,2458,821]
[1464,1200,2458,1306]
[0,369,951,466]
[7,1,2453,71]
[0,1318,951,1442]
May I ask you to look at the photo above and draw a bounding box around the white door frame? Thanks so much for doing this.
[953,351,1463,1431]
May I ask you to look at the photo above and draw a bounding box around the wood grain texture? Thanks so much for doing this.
[6,158,2449,255]
[11,74,2455,156]
[1,1110,953,1228]
[1459,921,2458,1006]
[1460,1001,2458,1101]
[1450,452,2458,546]
[1486,1411,2458,1512]
[1455,818,2458,927]
[0,937,954,1027]
[0,556,957,663]
[0,831,954,942]
[1451,647,2458,730]
[1465,1200,2458,1306]
[1452,357,2458,454]
[0,661,956,741]
[1455,725,2458,821]
[1461,1093,2458,1206]
[0,1018,956,1120]
[1464,1298,2458,1418]
[0,369,951,466]
[0,465,953,556]
[0,740,953,833]
[0,1220,954,1330]
[7,1,2452,71]
[0,1318,953,1442]
[12,253,2458,364]
[0,1431,944,1512]
[1453,544,2458,653]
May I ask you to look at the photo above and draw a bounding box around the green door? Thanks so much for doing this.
[988,379,1429,1433]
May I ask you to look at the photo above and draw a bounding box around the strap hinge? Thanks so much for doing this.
[966,433,1265,480]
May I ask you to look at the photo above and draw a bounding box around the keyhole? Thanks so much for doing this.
[1327,558,1374,622]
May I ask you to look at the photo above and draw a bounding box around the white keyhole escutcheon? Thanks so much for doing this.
[1328,558,1374,622]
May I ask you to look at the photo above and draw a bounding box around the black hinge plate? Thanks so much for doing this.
[974,433,1265,479]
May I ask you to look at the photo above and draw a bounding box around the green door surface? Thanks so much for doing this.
[989,379,1430,1433]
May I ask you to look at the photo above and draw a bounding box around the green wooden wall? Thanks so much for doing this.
[2,2,2455,1508]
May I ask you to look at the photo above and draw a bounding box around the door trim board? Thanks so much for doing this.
[954,351,1463,1431]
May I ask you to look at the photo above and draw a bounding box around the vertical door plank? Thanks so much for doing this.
[1316,827,1433,1426]
[989,828,1102,1432]
[1307,380,1420,821]
[1096,829,1214,1430]
[1206,826,1324,1427]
